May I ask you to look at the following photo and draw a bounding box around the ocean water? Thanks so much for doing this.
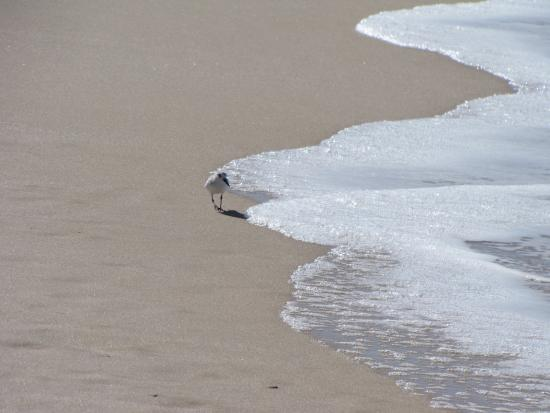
[224,1,550,411]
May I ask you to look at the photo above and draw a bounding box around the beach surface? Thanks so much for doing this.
[0,1,510,412]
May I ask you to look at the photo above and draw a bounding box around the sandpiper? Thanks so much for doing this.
[204,172,230,211]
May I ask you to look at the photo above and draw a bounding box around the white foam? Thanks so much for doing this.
[251,185,550,358]
[224,0,550,410]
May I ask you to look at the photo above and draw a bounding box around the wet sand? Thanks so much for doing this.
[0,1,510,411]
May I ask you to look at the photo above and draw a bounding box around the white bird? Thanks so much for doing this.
[204,171,230,211]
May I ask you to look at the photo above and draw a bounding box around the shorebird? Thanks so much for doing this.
[204,172,230,211]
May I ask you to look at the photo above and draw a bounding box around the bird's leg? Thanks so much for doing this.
[219,194,224,211]
[211,194,218,210]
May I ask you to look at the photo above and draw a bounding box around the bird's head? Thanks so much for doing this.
[218,172,230,187]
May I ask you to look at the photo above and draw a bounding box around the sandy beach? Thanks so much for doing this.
[0,1,511,412]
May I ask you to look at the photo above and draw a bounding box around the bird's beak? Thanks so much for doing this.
[223,177,230,187]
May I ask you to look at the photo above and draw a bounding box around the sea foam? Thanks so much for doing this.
[224,1,550,411]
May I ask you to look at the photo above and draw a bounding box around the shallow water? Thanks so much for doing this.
[283,247,550,412]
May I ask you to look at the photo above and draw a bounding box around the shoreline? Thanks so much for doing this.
[1,1,511,411]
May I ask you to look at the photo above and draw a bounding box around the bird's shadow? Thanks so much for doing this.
[220,209,248,219]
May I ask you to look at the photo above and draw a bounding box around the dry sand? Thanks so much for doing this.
[0,1,510,412]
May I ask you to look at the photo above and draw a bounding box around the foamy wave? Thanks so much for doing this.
[224,1,550,411]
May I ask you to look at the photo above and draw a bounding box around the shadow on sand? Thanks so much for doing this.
[221,209,247,220]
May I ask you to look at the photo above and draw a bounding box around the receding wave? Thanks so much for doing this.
[224,1,550,411]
